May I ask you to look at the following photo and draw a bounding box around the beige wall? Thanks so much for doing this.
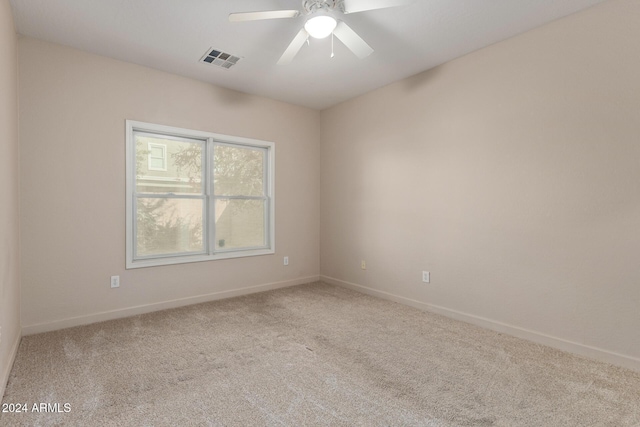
[0,0,20,396]
[19,38,321,332]
[320,0,640,368]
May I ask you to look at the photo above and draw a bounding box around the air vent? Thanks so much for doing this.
[200,48,241,69]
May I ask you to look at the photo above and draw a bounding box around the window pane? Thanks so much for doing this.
[135,134,203,194]
[214,145,264,196]
[150,146,164,158]
[215,199,265,250]
[136,197,204,257]
[149,157,164,170]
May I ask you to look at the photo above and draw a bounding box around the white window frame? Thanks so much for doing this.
[147,142,167,171]
[126,120,275,269]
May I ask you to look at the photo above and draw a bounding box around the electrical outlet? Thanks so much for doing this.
[422,271,430,283]
[361,260,366,270]
[284,256,289,266]
[110,275,120,288]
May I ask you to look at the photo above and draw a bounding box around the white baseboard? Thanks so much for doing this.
[22,276,319,336]
[321,275,640,373]
[1,332,21,400]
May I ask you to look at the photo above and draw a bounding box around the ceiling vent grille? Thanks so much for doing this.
[200,48,241,69]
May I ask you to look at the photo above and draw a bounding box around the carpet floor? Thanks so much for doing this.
[2,282,639,426]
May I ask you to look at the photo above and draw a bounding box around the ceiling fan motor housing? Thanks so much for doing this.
[303,0,344,15]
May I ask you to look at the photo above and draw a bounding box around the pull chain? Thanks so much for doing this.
[331,32,335,58]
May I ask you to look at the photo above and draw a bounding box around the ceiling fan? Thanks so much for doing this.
[229,0,411,64]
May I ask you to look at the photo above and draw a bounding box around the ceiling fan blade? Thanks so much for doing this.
[333,21,373,59]
[342,0,411,14]
[229,10,300,22]
[277,28,309,65]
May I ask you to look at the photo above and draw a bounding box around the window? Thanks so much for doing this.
[147,142,167,171]
[126,121,274,268]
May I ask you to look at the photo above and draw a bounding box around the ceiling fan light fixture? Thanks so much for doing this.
[304,15,337,39]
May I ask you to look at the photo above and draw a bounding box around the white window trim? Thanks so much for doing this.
[147,142,167,171]
[126,120,275,269]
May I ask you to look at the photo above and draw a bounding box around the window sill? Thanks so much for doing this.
[126,248,275,269]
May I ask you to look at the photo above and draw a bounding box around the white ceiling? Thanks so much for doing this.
[10,0,607,110]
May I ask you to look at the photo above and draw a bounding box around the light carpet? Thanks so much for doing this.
[2,282,639,426]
